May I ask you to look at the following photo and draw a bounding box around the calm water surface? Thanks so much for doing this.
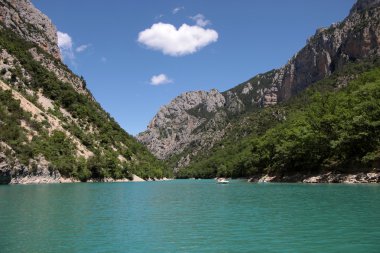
[0,180,379,252]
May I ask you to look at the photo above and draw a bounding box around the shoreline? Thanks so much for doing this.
[3,172,380,185]
[6,174,173,185]
[248,172,380,184]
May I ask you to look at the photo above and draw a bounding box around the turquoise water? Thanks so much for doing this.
[0,180,379,253]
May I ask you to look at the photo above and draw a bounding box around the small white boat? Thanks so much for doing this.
[217,178,229,184]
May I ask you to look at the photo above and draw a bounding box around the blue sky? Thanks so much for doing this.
[32,0,355,135]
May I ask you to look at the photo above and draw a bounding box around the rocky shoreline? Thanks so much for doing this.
[6,175,173,185]
[4,173,380,184]
[248,172,380,184]
[1,152,174,185]
[9,175,79,184]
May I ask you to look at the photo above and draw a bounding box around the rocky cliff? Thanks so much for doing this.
[0,0,168,183]
[138,89,227,161]
[138,0,380,169]
[0,0,60,59]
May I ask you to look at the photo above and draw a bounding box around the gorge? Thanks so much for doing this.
[138,0,380,182]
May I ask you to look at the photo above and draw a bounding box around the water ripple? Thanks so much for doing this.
[0,181,379,252]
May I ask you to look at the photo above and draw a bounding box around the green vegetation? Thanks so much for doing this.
[0,89,36,164]
[177,61,380,178]
[0,24,172,180]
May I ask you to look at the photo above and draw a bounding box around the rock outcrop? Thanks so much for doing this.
[138,89,227,160]
[0,0,61,59]
[138,0,380,170]
[0,152,65,184]
[0,1,87,93]
[0,152,12,184]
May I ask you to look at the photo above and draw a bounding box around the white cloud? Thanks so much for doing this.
[76,44,90,53]
[137,22,218,56]
[57,31,72,50]
[172,6,184,14]
[190,14,211,27]
[57,31,90,66]
[150,74,173,86]
[57,31,74,61]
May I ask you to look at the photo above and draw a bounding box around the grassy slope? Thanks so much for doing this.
[0,24,172,180]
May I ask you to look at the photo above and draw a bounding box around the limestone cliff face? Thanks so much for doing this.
[138,89,226,160]
[0,0,61,59]
[275,1,380,102]
[238,0,380,106]
[0,0,88,94]
[138,0,380,167]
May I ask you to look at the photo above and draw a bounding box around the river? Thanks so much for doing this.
[0,180,379,252]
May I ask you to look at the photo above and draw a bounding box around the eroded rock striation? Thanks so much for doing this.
[138,0,380,170]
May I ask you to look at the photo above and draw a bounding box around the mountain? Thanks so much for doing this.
[0,0,170,184]
[138,0,380,174]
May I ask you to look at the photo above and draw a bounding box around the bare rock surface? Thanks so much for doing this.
[0,152,65,184]
[248,172,380,184]
[138,89,227,160]
[0,0,61,59]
